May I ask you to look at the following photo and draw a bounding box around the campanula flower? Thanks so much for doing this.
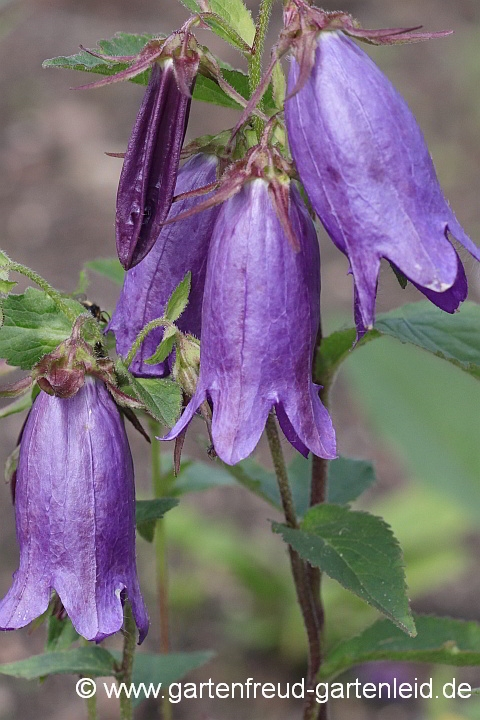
[110,152,220,377]
[162,178,336,465]
[285,27,480,333]
[0,379,148,643]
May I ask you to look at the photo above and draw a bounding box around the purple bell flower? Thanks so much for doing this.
[285,30,480,333]
[0,379,148,643]
[116,60,194,269]
[162,178,336,465]
[109,152,220,377]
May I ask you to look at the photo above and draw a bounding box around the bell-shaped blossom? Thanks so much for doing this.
[116,60,195,269]
[162,178,336,465]
[0,379,148,643]
[285,30,480,332]
[110,152,220,377]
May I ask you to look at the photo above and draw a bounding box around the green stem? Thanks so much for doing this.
[125,318,173,368]
[9,262,79,325]
[149,420,173,720]
[86,694,97,720]
[265,414,322,720]
[119,602,137,720]
[249,0,275,139]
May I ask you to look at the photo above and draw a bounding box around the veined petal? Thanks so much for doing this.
[285,31,480,331]
[0,380,148,643]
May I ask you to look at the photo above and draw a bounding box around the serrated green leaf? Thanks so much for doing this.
[130,377,182,428]
[0,289,84,370]
[165,272,191,323]
[0,647,116,679]
[42,33,156,85]
[180,0,255,48]
[84,258,125,286]
[273,504,415,636]
[287,455,377,517]
[321,615,480,680]
[0,390,32,419]
[136,498,179,542]
[374,301,480,380]
[46,617,79,653]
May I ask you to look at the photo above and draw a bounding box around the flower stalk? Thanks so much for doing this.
[249,0,275,139]
[119,602,137,720]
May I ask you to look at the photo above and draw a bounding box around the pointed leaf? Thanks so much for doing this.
[180,0,255,47]
[146,329,176,365]
[0,280,17,294]
[273,504,415,636]
[84,258,125,286]
[46,617,79,653]
[130,376,182,428]
[136,498,179,542]
[321,615,480,680]
[0,289,84,370]
[165,272,191,323]
[0,647,116,679]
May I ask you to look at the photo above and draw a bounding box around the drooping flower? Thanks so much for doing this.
[0,379,148,643]
[162,178,336,465]
[109,152,220,377]
[284,19,480,333]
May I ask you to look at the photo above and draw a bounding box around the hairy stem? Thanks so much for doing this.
[86,693,97,720]
[124,317,174,368]
[265,414,322,720]
[249,0,275,139]
[149,420,173,720]
[119,602,136,720]
[9,262,79,325]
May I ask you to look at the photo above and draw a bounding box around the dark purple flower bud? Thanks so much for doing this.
[117,58,196,270]
[162,179,336,465]
[110,152,220,377]
[0,379,148,643]
[285,31,480,333]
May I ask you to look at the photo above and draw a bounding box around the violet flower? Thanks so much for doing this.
[0,379,148,643]
[117,60,194,269]
[285,30,480,333]
[110,152,219,377]
[162,178,336,465]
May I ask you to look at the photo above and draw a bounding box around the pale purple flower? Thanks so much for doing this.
[0,379,148,643]
[110,152,219,377]
[162,178,336,465]
[285,31,480,333]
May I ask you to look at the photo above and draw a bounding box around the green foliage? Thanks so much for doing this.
[273,504,415,636]
[317,300,480,385]
[84,257,125,286]
[321,615,480,680]
[136,498,179,542]
[43,33,274,110]
[345,338,480,515]
[146,327,176,365]
[45,617,79,653]
[179,0,255,48]
[0,647,116,679]
[0,289,84,369]
[165,272,191,323]
[128,376,182,428]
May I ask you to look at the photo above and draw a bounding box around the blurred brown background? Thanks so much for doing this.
[0,1,480,719]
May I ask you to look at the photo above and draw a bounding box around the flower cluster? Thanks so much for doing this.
[1,3,479,647]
